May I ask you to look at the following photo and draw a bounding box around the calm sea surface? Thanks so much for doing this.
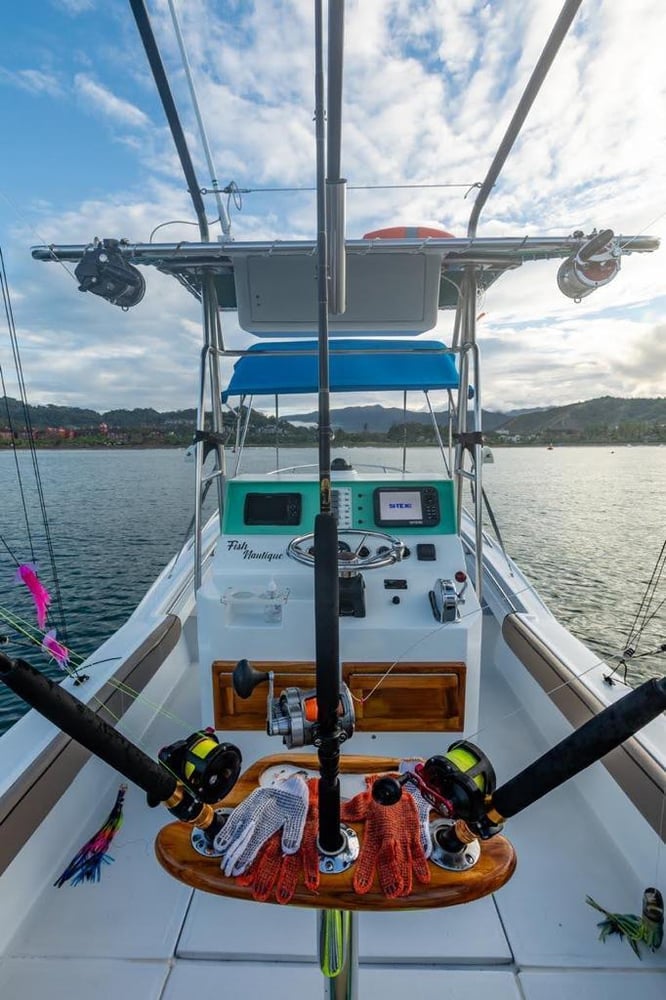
[1,445,664,734]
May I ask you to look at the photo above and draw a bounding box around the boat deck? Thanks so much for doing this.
[1,643,664,999]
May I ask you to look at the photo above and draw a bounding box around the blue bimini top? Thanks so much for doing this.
[221,339,458,400]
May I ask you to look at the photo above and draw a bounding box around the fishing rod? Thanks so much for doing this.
[373,674,666,864]
[0,650,241,850]
[2,647,665,867]
[312,0,346,856]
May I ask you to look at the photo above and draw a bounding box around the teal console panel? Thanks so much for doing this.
[223,479,456,535]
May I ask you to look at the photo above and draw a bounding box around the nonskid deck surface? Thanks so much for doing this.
[1,659,664,999]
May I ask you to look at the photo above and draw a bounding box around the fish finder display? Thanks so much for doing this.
[244,492,302,526]
[373,487,440,527]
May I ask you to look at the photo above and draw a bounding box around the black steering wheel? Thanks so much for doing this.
[287,529,404,571]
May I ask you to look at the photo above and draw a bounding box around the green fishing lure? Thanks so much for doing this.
[586,888,663,959]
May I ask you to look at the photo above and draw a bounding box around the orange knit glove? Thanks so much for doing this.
[235,778,319,904]
[341,774,430,898]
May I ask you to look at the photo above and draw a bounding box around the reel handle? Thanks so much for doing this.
[232,658,270,699]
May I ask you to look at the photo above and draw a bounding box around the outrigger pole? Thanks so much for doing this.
[455,0,584,594]
[128,0,226,591]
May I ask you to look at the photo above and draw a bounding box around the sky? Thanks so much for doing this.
[0,0,664,416]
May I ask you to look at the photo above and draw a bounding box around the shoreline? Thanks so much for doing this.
[2,441,664,452]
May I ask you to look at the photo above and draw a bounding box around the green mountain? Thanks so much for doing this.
[0,397,197,430]
[499,396,666,437]
[282,404,526,433]
[2,394,664,445]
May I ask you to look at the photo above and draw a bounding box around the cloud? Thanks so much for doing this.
[0,67,63,97]
[53,0,95,13]
[73,74,150,129]
[3,0,664,414]
[613,323,666,395]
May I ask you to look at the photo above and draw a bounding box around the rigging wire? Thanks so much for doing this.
[0,246,69,643]
[0,367,36,563]
[199,178,483,223]
[0,604,198,736]
[207,180,482,195]
[149,216,221,243]
[604,540,666,684]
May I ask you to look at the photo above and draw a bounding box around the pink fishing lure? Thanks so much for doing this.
[15,563,52,629]
[41,628,69,669]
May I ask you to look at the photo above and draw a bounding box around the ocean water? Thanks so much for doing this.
[0,445,664,734]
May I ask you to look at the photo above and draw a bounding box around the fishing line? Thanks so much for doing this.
[0,534,21,566]
[0,280,37,563]
[0,603,205,800]
[604,540,666,683]
[0,190,79,285]
[0,604,197,733]
[0,247,70,642]
[352,566,652,747]
[618,208,666,252]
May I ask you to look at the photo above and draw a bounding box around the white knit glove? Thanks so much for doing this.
[214,772,309,877]
[400,759,433,859]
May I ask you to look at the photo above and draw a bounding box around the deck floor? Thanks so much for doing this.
[1,647,665,999]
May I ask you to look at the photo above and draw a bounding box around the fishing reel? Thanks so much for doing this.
[74,238,146,309]
[372,741,501,870]
[557,228,620,301]
[233,658,355,749]
[158,729,242,804]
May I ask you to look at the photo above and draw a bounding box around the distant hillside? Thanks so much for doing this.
[500,396,666,435]
[2,394,664,446]
[283,404,529,433]
[0,397,196,430]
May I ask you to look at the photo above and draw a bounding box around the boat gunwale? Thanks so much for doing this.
[502,611,666,842]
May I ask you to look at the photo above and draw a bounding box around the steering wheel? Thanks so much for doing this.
[287,529,405,571]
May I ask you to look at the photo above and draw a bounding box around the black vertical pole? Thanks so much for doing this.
[314,0,332,514]
[313,0,343,853]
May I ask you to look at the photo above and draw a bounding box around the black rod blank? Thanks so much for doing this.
[314,513,342,852]
[491,676,666,820]
[0,652,176,803]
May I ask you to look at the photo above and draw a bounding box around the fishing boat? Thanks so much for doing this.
[0,1,664,998]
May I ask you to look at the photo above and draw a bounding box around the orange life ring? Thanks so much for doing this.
[362,225,454,239]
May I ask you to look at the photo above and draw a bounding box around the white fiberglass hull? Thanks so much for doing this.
[0,520,664,999]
